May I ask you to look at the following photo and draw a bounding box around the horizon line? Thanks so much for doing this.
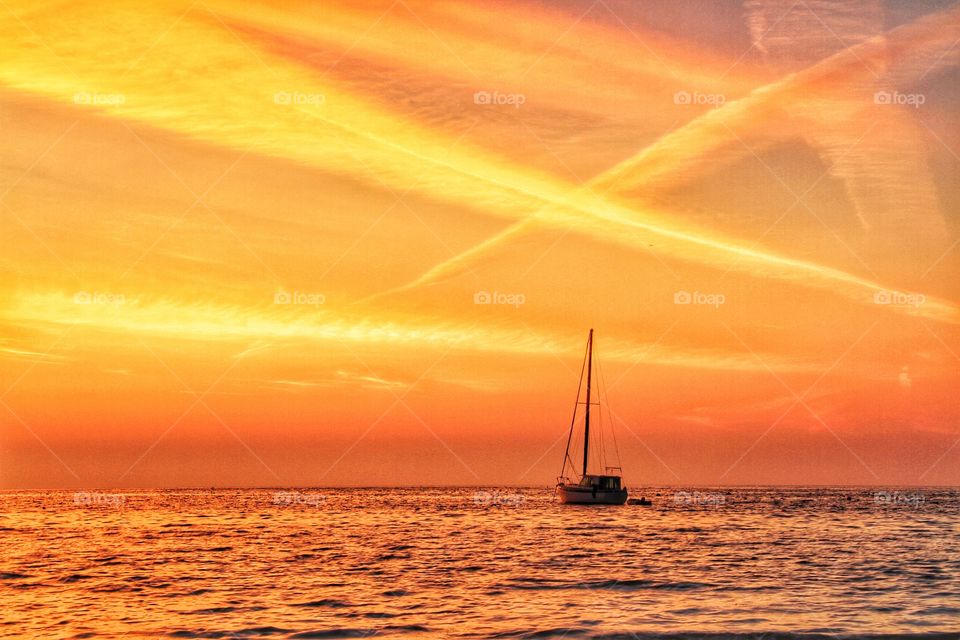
[4,483,958,492]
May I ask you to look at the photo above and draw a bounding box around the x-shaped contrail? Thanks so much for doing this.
[360,4,960,324]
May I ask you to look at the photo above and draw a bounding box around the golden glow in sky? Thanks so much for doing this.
[1,0,958,487]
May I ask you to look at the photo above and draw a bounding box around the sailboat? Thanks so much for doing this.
[556,329,629,505]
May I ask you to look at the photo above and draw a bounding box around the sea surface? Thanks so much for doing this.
[1,487,958,640]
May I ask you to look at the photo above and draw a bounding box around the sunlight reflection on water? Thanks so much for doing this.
[1,487,958,639]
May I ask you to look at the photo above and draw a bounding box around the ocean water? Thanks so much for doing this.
[1,487,958,639]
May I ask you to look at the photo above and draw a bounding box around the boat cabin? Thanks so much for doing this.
[578,475,623,490]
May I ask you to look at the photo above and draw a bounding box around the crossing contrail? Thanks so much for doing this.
[359,4,960,322]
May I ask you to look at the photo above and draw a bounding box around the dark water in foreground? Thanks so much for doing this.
[1,487,958,639]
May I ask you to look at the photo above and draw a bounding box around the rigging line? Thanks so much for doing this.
[595,333,607,474]
[559,333,589,480]
[598,380,605,472]
[597,344,606,472]
[596,353,625,477]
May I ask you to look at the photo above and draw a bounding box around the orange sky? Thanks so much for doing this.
[1,0,958,488]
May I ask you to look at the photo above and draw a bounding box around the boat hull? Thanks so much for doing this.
[556,484,628,505]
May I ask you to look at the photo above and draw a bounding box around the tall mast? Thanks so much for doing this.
[582,328,593,478]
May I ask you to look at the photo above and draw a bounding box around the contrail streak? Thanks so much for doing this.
[361,5,960,321]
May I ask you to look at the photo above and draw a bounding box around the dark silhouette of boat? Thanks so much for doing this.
[555,329,628,505]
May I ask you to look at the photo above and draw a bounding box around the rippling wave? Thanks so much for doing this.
[1,487,958,639]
